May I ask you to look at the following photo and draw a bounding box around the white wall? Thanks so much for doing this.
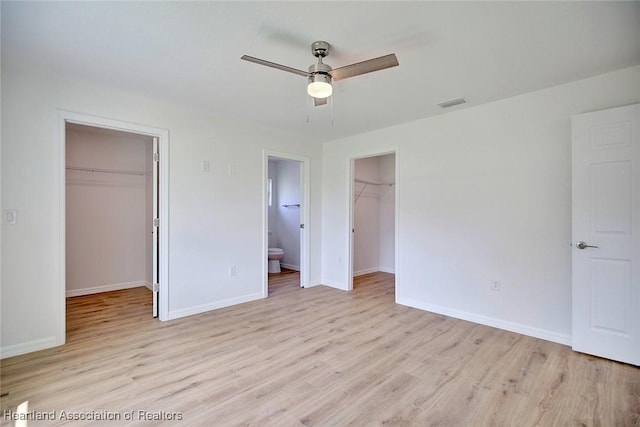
[322,66,640,344]
[275,159,301,270]
[66,125,151,296]
[1,66,323,358]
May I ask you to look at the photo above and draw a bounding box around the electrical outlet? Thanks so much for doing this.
[490,279,501,291]
[202,160,210,172]
[229,265,237,277]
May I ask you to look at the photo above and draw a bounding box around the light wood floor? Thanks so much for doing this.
[1,272,639,426]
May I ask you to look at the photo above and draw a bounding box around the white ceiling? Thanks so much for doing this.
[3,1,639,143]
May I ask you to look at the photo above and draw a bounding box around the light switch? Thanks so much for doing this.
[6,210,17,224]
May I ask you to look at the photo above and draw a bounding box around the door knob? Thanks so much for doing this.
[576,241,598,250]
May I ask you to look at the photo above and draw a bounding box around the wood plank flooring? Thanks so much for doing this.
[1,272,639,426]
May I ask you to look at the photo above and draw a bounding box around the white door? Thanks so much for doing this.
[152,137,159,318]
[572,104,640,366]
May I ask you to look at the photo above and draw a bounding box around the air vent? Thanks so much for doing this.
[438,97,466,109]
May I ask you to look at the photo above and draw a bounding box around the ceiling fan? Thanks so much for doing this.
[241,41,399,106]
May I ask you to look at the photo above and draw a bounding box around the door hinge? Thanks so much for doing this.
[153,152,159,162]
[153,283,159,292]
[153,218,159,227]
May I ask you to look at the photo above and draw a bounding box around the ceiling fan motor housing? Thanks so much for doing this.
[309,41,333,80]
[308,72,331,89]
[308,61,332,77]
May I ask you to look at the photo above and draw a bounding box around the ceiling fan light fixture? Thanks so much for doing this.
[307,74,332,98]
[242,41,398,106]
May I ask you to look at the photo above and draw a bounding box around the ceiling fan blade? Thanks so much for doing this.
[331,54,399,81]
[241,55,309,78]
[314,97,328,107]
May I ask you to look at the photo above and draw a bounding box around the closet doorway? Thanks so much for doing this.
[349,152,397,291]
[66,123,155,308]
[59,112,169,340]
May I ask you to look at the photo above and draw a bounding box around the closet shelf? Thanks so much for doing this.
[66,166,147,176]
[354,178,394,186]
[354,178,395,204]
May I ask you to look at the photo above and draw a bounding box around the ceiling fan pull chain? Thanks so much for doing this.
[330,92,334,127]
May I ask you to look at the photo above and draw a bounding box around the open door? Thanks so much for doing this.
[572,104,639,366]
[152,137,159,317]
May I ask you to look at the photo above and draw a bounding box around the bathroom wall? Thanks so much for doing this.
[66,124,152,296]
[275,159,301,270]
[267,159,279,246]
[353,154,395,276]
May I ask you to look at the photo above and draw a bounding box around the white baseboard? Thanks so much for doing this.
[66,281,147,297]
[354,267,379,277]
[145,281,153,291]
[306,279,322,287]
[397,297,572,346]
[320,279,348,291]
[1,336,59,359]
[354,267,395,276]
[167,292,264,320]
[281,263,300,271]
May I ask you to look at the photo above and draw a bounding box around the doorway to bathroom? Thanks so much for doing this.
[349,152,396,292]
[264,151,310,296]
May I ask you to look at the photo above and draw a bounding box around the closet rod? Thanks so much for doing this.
[354,178,394,186]
[66,166,147,176]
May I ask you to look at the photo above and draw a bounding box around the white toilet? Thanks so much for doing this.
[268,247,284,273]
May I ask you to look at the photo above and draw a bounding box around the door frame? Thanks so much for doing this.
[262,150,310,295]
[58,111,170,342]
[347,149,399,295]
